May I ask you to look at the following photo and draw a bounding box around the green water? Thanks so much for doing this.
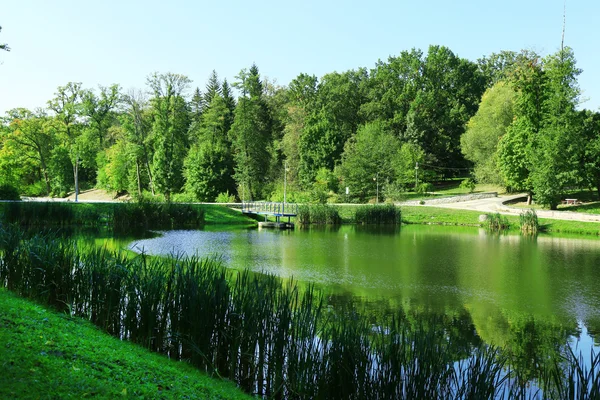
[126,225,600,353]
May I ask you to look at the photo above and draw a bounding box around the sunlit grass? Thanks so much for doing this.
[0,288,251,400]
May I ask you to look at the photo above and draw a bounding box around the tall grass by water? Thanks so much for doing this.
[0,201,205,229]
[520,209,539,235]
[1,224,599,399]
[485,213,510,232]
[354,204,401,224]
[296,204,341,225]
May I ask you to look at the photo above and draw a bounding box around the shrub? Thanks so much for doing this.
[0,184,20,201]
[215,191,237,203]
[459,178,476,193]
[416,182,434,195]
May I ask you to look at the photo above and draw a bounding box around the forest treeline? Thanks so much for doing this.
[1,45,598,208]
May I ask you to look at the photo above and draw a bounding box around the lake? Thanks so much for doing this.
[126,225,600,355]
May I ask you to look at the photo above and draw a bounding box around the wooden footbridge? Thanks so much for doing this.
[241,201,298,229]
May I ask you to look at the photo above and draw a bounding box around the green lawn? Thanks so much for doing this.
[202,204,257,226]
[0,289,251,400]
[400,206,600,236]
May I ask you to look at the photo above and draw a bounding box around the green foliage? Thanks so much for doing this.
[519,209,539,235]
[354,204,401,224]
[339,121,400,202]
[184,141,234,201]
[459,178,477,193]
[0,184,20,200]
[96,139,131,194]
[215,191,236,203]
[48,145,73,196]
[416,182,434,195]
[298,69,368,185]
[296,204,341,225]
[461,81,515,184]
[485,213,510,232]
[0,202,204,229]
[230,64,272,199]
[497,48,583,209]
[147,73,192,202]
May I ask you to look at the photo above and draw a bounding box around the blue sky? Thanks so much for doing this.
[1,0,598,114]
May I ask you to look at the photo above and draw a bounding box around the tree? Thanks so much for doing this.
[4,108,56,194]
[204,70,222,107]
[578,110,600,199]
[229,64,272,199]
[497,48,583,208]
[0,26,9,52]
[184,94,235,201]
[461,81,515,184]
[147,72,191,202]
[529,48,581,208]
[339,121,400,202]
[298,69,368,185]
[122,89,154,197]
[402,46,486,173]
[82,84,121,147]
[48,82,85,200]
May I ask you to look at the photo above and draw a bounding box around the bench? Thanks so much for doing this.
[562,198,579,205]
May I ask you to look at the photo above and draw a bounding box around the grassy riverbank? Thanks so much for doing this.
[0,288,250,400]
[400,206,600,236]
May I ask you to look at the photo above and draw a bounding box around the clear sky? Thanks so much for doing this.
[1,0,598,114]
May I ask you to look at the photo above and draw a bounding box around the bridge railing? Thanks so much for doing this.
[242,201,298,215]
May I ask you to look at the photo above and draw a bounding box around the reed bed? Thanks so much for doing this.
[296,204,341,225]
[1,224,599,399]
[520,209,539,235]
[485,213,510,232]
[354,204,401,225]
[0,202,205,229]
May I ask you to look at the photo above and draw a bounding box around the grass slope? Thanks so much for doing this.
[401,206,600,235]
[202,205,256,226]
[0,289,251,400]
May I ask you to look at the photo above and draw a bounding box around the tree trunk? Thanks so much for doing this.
[136,160,142,197]
[145,154,155,196]
[527,192,533,205]
[73,154,79,202]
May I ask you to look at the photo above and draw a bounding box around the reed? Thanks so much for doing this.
[1,225,598,399]
[0,202,205,229]
[485,213,510,232]
[296,204,341,225]
[354,204,401,225]
[520,209,539,235]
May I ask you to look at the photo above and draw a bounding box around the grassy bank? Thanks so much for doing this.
[400,206,600,236]
[0,288,250,400]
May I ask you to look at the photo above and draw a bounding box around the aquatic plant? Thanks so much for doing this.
[520,209,539,235]
[485,212,510,232]
[354,204,401,225]
[296,204,341,225]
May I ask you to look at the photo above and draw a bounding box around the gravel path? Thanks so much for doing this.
[425,194,600,223]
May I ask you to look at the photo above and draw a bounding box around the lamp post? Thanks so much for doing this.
[373,172,379,204]
[415,162,419,190]
[283,160,288,213]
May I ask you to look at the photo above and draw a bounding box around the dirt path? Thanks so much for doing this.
[427,194,600,223]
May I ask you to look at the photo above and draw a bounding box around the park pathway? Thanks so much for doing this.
[420,194,600,223]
